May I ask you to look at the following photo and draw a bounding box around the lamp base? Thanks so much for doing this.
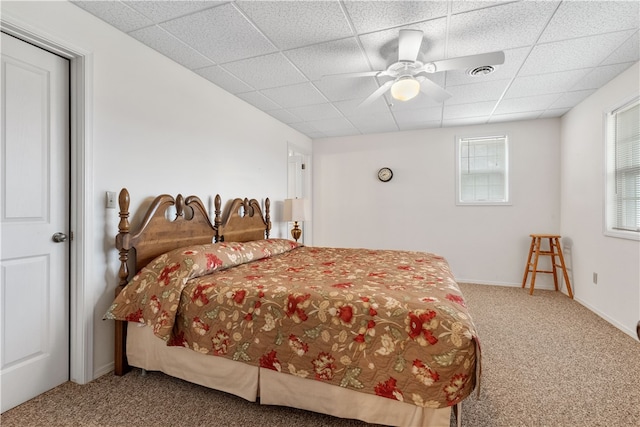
[290,222,302,242]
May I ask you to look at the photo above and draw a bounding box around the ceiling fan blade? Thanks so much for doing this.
[358,80,394,108]
[322,70,388,79]
[417,76,451,103]
[429,51,505,73]
[398,29,424,63]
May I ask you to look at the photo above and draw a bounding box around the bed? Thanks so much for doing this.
[106,188,480,427]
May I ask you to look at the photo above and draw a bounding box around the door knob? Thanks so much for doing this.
[52,232,68,243]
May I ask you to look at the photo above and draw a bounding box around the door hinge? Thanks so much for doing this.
[301,163,306,170]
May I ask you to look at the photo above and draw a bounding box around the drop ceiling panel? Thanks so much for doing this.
[519,31,636,76]
[334,97,391,117]
[236,0,353,50]
[444,101,497,119]
[306,117,358,134]
[129,26,215,70]
[289,121,321,135]
[571,63,636,91]
[397,119,442,131]
[450,1,512,15]
[494,94,560,114]
[314,77,381,103]
[348,112,399,134]
[260,83,328,108]
[446,1,558,58]
[194,66,254,94]
[72,1,153,32]
[344,1,447,34]
[442,116,490,127]
[70,1,640,139]
[161,3,277,63]
[322,128,362,138]
[286,37,371,81]
[539,108,570,118]
[222,53,307,90]
[393,107,443,129]
[445,79,510,105]
[601,32,640,66]
[266,109,302,124]
[236,91,282,111]
[489,111,543,123]
[126,1,222,23]
[539,1,640,43]
[505,69,589,99]
[287,103,343,122]
[352,122,399,135]
[549,90,596,110]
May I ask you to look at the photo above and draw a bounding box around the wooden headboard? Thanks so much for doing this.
[214,195,271,243]
[114,188,271,375]
[116,189,216,276]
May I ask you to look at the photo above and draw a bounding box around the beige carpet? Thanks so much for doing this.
[2,283,639,427]
[455,283,640,427]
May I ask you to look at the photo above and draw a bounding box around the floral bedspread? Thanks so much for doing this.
[106,239,479,409]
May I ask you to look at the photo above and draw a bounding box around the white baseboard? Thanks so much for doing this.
[457,278,557,291]
[574,297,638,341]
[458,279,637,342]
[93,362,114,380]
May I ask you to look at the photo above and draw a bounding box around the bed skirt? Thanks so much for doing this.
[126,323,452,427]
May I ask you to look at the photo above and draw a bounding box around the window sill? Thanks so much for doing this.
[604,229,640,241]
[456,202,512,206]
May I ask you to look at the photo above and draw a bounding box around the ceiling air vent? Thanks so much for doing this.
[467,65,495,76]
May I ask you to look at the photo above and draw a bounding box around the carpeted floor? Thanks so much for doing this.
[455,283,640,427]
[2,283,639,427]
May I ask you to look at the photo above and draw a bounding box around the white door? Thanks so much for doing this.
[287,154,305,199]
[0,32,70,413]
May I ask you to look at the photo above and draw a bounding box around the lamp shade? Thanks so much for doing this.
[283,198,310,222]
[390,77,420,101]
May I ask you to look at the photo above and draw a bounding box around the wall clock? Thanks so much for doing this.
[377,167,393,182]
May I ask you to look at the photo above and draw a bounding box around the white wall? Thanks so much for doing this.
[313,119,563,288]
[2,1,311,378]
[561,62,640,339]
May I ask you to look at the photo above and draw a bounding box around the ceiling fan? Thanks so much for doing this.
[324,29,505,107]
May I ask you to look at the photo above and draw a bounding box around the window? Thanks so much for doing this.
[605,96,640,239]
[456,135,509,205]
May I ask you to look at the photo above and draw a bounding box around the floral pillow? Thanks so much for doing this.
[105,239,300,340]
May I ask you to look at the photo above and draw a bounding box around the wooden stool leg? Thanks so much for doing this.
[549,237,559,291]
[522,237,535,288]
[529,237,541,295]
[554,237,574,299]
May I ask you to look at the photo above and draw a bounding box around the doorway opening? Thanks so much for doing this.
[287,142,312,246]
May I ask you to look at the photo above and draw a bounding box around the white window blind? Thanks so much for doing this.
[606,97,640,236]
[457,135,509,205]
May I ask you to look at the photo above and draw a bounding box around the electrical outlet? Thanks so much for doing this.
[593,272,598,284]
[106,191,117,209]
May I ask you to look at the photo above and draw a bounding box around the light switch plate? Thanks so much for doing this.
[106,191,117,209]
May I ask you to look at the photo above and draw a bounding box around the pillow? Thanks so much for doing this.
[105,239,300,340]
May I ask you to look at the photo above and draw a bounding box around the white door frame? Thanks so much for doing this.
[1,15,94,384]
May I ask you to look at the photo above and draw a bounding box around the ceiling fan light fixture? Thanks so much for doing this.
[390,77,420,101]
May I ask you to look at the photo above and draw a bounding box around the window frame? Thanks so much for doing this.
[455,133,511,206]
[604,94,640,241]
